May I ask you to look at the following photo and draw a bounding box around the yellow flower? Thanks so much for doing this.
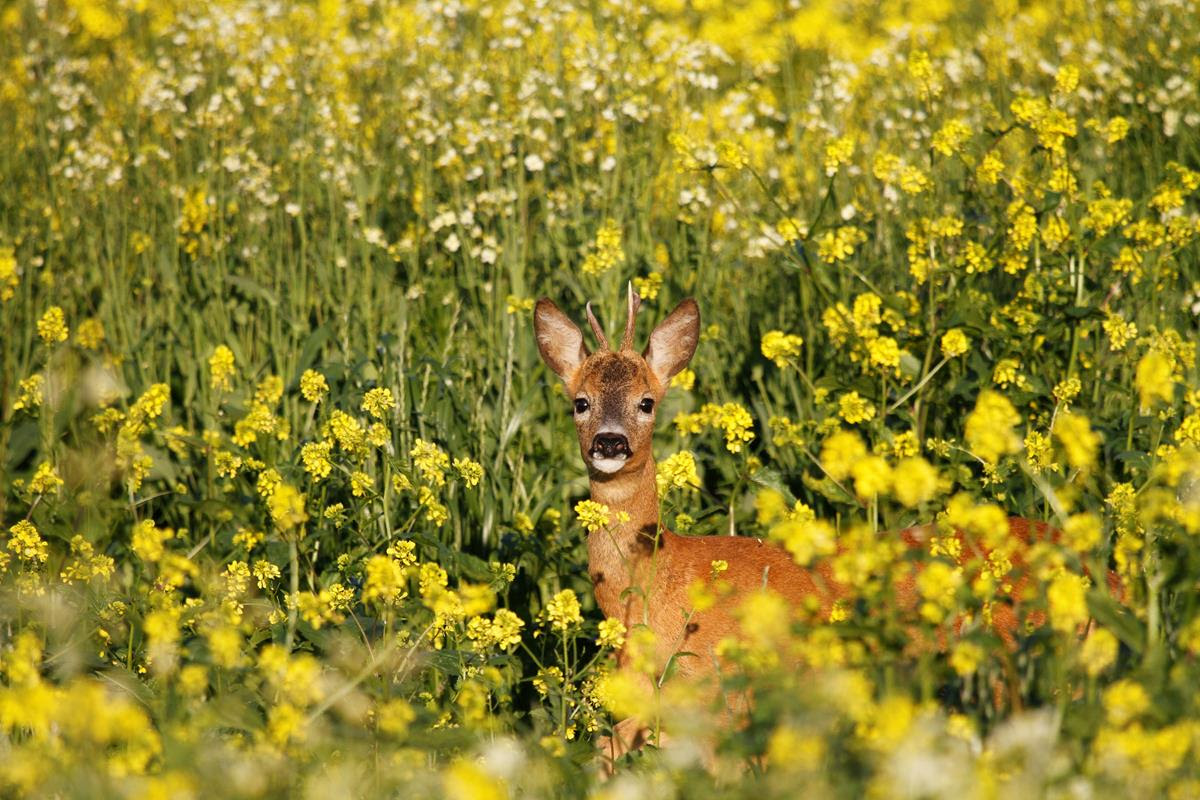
[770,517,836,566]
[597,618,627,648]
[949,641,984,675]
[816,226,866,264]
[851,455,891,499]
[717,139,747,170]
[1080,628,1118,676]
[1062,513,1102,552]
[361,387,395,419]
[1053,411,1101,473]
[823,135,854,175]
[1053,377,1082,405]
[931,118,970,156]
[363,554,408,606]
[776,217,806,243]
[13,374,44,412]
[976,152,1004,185]
[820,430,867,481]
[387,540,418,567]
[410,439,450,486]
[131,519,173,563]
[7,520,49,563]
[632,271,663,301]
[916,561,962,623]
[208,345,235,392]
[574,499,611,533]
[0,245,18,301]
[1102,313,1138,352]
[1104,116,1130,144]
[964,390,1021,464]
[301,440,333,480]
[300,369,329,402]
[505,295,534,315]
[1103,679,1149,727]
[453,457,484,487]
[1135,350,1175,410]
[593,669,651,719]
[512,511,534,535]
[838,391,876,425]
[76,318,105,350]
[581,219,624,276]
[893,457,938,507]
[350,471,373,497]
[761,330,804,368]
[545,589,583,631]
[27,462,64,495]
[1024,430,1056,473]
[1047,572,1089,633]
[867,336,901,373]
[656,450,700,493]
[37,306,68,344]
[269,484,309,532]
[940,329,969,358]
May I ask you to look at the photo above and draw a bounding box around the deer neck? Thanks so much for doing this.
[585,456,661,614]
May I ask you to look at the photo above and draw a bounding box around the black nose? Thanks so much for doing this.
[591,433,631,459]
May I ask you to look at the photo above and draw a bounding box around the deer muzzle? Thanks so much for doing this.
[589,433,632,473]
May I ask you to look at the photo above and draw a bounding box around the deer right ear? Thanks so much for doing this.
[643,297,700,385]
[534,298,589,383]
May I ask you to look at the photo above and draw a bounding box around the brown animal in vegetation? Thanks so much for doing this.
[534,287,1101,767]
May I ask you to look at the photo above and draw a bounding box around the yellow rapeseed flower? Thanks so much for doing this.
[0,245,17,301]
[838,392,876,425]
[964,390,1021,464]
[656,450,700,493]
[820,429,867,481]
[37,306,68,344]
[269,484,309,532]
[1135,350,1175,410]
[1053,411,1101,473]
[597,618,626,648]
[361,387,395,419]
[574,499,611,533]
[208,345,236,392]
[893,457,938,507]
[453,457,484,487]
[940,329,969,358]
[545,589,583,632]
[300,369,329,402]
[761,330,804,368]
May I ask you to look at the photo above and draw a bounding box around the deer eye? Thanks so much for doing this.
[573,398,590,414]
[638,398,655,414]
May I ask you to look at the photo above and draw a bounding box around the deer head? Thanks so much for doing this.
[534,286,700,478]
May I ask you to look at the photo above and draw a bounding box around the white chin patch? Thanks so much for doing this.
[590,456,628,474]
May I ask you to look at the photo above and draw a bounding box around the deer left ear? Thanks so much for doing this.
[534,298,589,384]
[643,298,700,385]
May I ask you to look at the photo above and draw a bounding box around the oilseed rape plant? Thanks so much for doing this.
[1,0,1200,796]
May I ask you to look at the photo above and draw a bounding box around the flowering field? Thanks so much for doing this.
[2,0,1200,796]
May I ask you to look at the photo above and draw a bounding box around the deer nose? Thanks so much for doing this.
[590,433,631,459]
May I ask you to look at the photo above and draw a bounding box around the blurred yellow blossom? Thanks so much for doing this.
[37,306,68,344]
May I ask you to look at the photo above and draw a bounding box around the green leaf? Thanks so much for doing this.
[749,467,797,505]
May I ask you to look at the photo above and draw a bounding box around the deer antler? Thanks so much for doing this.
[621,282,641,351]
[585,301,609,350]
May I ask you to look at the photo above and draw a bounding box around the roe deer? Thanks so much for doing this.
[533,286,1096,767]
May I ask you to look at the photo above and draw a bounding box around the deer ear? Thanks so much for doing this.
[534,298,589,383]
[643,298,700,384]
